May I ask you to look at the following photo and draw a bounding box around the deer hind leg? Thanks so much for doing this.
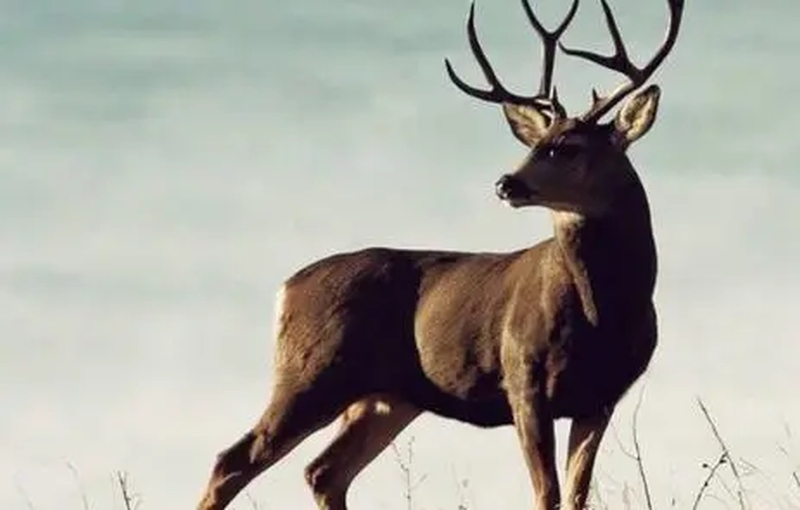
[563,408,612,510]
[305,395,420,510]
[196,383,353,510]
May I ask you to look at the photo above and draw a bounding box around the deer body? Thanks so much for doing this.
[197,0,682,509]
[279,184,656,426]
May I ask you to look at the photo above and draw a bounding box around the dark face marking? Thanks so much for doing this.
[498,120,633,215]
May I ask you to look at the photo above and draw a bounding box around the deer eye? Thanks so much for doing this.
[541,143,581,160]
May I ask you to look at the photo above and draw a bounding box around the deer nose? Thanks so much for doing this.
[495,174,531,201]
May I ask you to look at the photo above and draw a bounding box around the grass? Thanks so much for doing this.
[589,397,800,510]
[31,399,800,510]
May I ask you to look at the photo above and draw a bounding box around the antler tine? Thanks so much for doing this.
[445,2,545,106]
[520,0,580,97]
[560,0,685,123]
[559,0,635,76]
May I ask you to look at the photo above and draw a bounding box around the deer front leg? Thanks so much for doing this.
[510,388,560,510]
[563,408,612,510]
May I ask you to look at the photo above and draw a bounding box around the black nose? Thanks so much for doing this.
[495,174,531,201]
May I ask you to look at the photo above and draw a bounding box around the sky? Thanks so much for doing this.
[1,0,799,509]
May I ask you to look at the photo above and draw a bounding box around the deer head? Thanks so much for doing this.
[445,0,684,216]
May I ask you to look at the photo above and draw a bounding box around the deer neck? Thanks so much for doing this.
[551,179,657,327]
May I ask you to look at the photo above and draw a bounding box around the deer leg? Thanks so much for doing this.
[563,408,612,510]
[305,395,420,510]
[196,384,351,510]
[511,392,560,510]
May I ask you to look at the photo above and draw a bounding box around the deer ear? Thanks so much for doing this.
[613,84,661,148]
[502,103,552,147]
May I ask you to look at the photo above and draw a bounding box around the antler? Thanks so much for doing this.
[560,0,685,123]
[445,0,579,114]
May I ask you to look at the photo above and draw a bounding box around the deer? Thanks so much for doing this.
[196,0,684,508]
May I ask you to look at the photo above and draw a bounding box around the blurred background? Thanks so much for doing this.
[1,0,798,508]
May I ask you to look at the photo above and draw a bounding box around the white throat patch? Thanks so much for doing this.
[552,210,586,229]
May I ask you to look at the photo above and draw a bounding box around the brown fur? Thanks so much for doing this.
[196,0,683,507]
[195,157,658,509]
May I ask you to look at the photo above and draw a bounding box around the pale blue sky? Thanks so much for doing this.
[2,0,799,509]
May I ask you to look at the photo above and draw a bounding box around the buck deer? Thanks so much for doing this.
[196,0,684,508]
